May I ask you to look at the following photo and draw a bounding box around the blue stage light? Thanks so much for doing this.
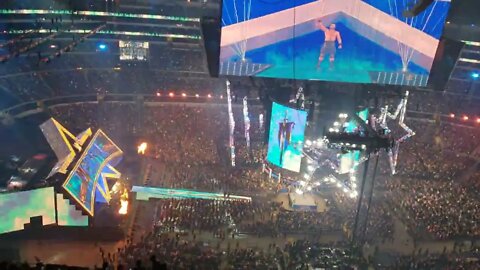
[472,72,479,79]
[98,43,107,50]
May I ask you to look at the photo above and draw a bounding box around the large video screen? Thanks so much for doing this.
[220,0,451,86]
[63,130,123,216]
[0,187,56,234]
[266,102,307,172]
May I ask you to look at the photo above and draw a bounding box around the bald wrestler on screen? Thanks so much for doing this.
[316,19,342,70]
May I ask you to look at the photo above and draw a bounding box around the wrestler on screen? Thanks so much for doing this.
[316,19,343,70]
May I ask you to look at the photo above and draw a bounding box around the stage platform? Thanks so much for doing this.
[275,192,328,213]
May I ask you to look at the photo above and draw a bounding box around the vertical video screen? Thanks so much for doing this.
[267,102,308,172]
[0,187,55,234]
[63,130,122,216]
[220,0,451,86]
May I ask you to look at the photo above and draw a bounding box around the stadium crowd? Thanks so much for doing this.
[47,100,480,243]
[1,0,480,269]
[388,177,480,240]
[116,231,364,270]
[3,93,480,268]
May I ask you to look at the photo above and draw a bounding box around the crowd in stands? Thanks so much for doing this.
[334,192,395,244]
[117,231,363,270]
[0,40,215,108]
[373,117,480,241]
[389,119,479,180]
[120,189,364,269]
[3,0,480,269]
[153,198,264,234]
[386,245,480,270]
[388,177,480,240]
[0,68,220,107]
[50,100,480,245]
[4,92,480,268]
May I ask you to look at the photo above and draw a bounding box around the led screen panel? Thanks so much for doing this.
[266,102,307,172]
[56,194,89,226]
[339,109,369,174]
[219,0,451,86]
[119,41,149,61]
[63,130,123,216]
[0,187,55,234]
[132,186,252,201]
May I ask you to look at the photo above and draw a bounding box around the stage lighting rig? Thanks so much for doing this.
[304,92,414,245]
[323,91,414,175]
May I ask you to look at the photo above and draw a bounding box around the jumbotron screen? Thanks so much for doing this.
[219,0,451,86]
[0,187,56,234]
[267,102,308,172]
[62,130,123,216]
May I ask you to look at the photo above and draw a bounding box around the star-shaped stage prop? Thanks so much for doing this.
[40,118,123,216]
[375,91,415,174]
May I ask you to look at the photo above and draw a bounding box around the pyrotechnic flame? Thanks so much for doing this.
[119,199,128,215]
[119,188,129,215]
[137,142,147,155]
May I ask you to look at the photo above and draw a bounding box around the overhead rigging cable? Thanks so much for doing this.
[387,0,442,72]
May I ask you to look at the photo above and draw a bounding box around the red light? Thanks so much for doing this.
[156,92,161,97]
[463,115,469,121]
[476,118,480,123]
[220,95,223,99]
[181,93,187,97]
[449,113,455,118]
[195,94,199,98]
[169,92,174,97]
[207,94,212,98]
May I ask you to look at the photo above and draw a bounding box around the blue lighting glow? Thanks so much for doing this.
[472,72,479,79]
[98,43,107,50]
